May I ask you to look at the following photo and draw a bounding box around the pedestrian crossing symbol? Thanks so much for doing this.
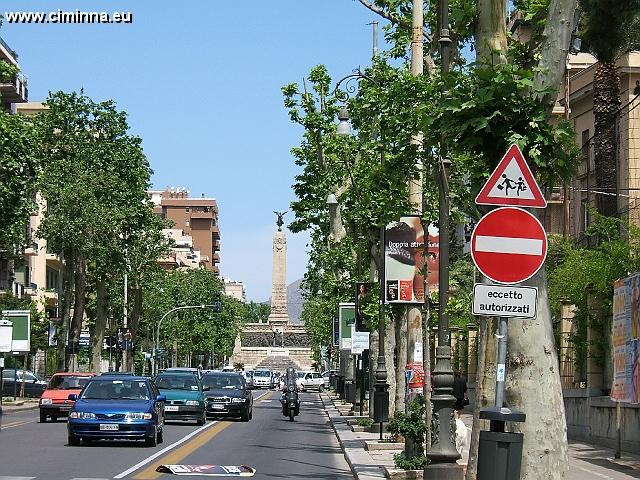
[475,144,547,208]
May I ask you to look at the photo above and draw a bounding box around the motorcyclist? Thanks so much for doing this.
[280,366,300,419]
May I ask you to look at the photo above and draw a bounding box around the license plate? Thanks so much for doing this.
[211,404,225,410]
[99,424,119,431]
[164,405,179,412]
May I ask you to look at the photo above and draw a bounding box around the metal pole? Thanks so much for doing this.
[425,0,463,473]
[494,317,508,408]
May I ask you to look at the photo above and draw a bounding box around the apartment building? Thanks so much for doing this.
[149,189,221,274]
[223,278,246,303]
[0,36,28,111]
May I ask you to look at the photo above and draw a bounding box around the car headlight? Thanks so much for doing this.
[288,385,295,392]
[40,398,53,405]
[69,412,95,419]
[185,400,200,406]
[125,412,153,420]
[231,398,246,403]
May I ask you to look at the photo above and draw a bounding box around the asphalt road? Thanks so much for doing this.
[0,390,353,480]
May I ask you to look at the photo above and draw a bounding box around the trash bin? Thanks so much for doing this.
[477,407,526,480]
[477,431,523,480]
[345,381,356,404]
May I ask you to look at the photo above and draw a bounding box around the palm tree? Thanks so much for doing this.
[579,0,640,217]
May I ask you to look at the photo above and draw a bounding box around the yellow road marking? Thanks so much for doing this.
[129,391,271,479]
[133,421,233,479]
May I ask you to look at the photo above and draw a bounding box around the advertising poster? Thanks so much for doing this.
[339,303,355,351]
[384,216,426,304]
[611,274,640,403]
[427,226,439,293]
[2,310,30,352]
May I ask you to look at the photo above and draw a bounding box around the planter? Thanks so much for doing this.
[384,467,423,479]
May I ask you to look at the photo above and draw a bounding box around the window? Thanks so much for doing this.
[185,220,190,227]
[185,207,190,212]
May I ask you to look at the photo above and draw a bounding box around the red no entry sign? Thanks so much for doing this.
[471,207,547,284]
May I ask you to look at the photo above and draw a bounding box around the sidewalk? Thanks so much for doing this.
[0,398,39,414]
[320,392,640,480]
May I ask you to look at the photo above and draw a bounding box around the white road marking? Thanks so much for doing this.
[570,462,614,479]
[114,390,270,479]
[0,477,36,480]
[475,235,543,255]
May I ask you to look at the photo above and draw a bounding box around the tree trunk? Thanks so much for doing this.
[593,61,621,218]
[386,319,397,416]
[534,0,580,110]
[395,309,408,413]
[90,277,107,373]
[125,281,143,372]
[67,254,87,372]
[466,316,494,480]
[506,267,568,480]
[475,0,508,64]
[57,252,73,371]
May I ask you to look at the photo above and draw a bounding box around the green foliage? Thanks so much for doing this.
[241,301,270,323]
[579,0,640,63]
[357,417,375,427]
[386,396,427,444]
[547,214,640,367]
[393,451,428,470]
[0,107,37,250]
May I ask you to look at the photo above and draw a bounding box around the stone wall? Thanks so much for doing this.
[564,389,640,453]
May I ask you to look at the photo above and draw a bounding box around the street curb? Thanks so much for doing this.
[0,402,39,414]
[320,393,388,480]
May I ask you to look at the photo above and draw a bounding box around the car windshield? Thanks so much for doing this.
[48,375,91,390]
[202,375,243,390]
[253,371,270,377]
[155,374,200,391]
[296,372,306,378]
[80,380,150,400]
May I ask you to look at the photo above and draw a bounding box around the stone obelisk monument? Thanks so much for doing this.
[268,211,290,325]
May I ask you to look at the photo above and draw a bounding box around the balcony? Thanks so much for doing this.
[46,253,63,268]
[212,253,220,263]
[0,74,28,107]
[213,240,220,250]
[190,210,213,219]
[211,226,220,238]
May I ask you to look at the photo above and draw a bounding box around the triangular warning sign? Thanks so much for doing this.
[475,144,547,208]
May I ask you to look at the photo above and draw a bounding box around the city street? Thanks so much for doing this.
[0,391,353,480]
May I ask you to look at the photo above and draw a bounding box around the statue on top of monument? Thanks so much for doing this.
[273,211,287,231]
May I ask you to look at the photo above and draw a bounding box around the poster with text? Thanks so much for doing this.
[384,216,425,304]
[611,274,640,403]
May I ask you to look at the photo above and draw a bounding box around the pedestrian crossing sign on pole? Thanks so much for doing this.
[475,144,547,208]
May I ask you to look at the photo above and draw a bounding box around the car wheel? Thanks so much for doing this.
[39,411,47,423]
[196,412,205,426]
[158,427,164,444]
[51,415,57,422]
[68,433,80,446]
[240,408,250,422]
[145,429,158,447]
[249,407,253,420]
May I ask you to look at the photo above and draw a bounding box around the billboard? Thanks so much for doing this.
[2,310,30,352]
[611,274,640,403]
[384,216,426,304]
[339,303,355,351]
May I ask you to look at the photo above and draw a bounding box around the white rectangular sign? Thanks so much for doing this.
[473,284,537,318]
[0,320,13,352]
[351,330,370,355]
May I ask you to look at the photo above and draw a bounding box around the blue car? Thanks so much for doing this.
[67,375,165,447]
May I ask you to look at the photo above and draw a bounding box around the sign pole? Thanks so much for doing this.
[494,317,508,409]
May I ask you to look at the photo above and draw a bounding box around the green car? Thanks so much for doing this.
[154,372,208,425]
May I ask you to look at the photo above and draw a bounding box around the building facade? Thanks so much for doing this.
[149,189,221,274]
[0,36,28,111]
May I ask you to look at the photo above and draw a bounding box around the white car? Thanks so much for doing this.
[296,371,324,392]
[252,369,272,389]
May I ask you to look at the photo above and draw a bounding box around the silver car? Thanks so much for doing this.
[252,369,272,389]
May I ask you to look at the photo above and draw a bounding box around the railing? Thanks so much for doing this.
[0,36,18,61]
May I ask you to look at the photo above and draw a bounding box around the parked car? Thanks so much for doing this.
[66,375,165,447]
[39,372,95,422]
[251,369,272,389]
[201,372,253,421]
[154,372,208,425]
[1,368,47,397]
[296,371,324,392]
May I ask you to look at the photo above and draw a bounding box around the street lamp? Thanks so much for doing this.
[153,302,222,375]
[425,0,464,475]
[333,70,389,430]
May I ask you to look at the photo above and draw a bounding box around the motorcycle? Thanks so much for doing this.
[280,367,300,421]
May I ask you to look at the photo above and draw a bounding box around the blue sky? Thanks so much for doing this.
[2,1,386,301]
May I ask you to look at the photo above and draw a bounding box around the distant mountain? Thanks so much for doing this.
[263,278,305,324]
